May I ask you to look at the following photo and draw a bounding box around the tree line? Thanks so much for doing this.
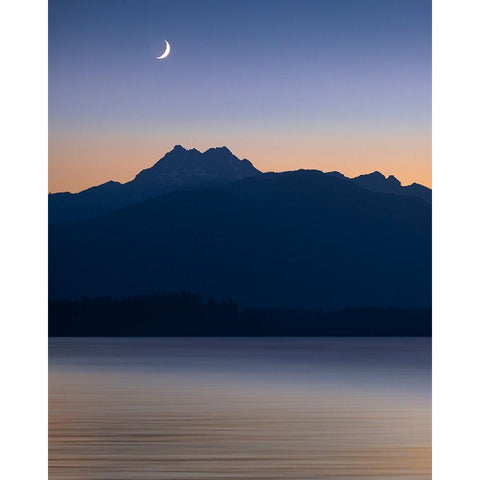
[49,291,431,337]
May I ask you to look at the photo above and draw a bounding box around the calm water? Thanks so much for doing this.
[49,338,431,479]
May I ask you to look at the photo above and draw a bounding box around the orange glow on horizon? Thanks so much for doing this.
[49,135,431,193]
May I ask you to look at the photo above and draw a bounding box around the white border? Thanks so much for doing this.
[433,0,480,478]
[1,0,48,478]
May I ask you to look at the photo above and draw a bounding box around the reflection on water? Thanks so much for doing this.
[49,338,431,479]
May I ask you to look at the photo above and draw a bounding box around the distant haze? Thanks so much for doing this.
[49,0,431,193]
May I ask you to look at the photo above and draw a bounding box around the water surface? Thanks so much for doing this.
[49,337,431,479]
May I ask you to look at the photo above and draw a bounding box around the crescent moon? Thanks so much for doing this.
[156,40,171,60]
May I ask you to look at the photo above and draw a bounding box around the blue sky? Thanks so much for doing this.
[49,0,431,192]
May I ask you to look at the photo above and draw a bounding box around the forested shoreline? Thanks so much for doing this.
[49,292,431,337]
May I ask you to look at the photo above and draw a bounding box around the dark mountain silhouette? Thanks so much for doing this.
[49,145,430,223]
[49,168,431,311]
[49,145,260,222]
[327,171,432,203]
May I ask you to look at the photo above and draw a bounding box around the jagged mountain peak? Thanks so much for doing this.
[386,174,401,186]
[49,146,431,223]
[353,171,401,188]
[204,146,233,154]
[136,145,260,180]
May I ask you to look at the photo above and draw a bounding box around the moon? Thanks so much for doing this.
[156,40,171,60]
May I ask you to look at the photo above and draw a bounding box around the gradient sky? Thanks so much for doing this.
[49,0,431,193]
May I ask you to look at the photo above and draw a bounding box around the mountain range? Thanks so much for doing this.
[49,145,430,223]
[49,145,431,311]
[49,146,260,222]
